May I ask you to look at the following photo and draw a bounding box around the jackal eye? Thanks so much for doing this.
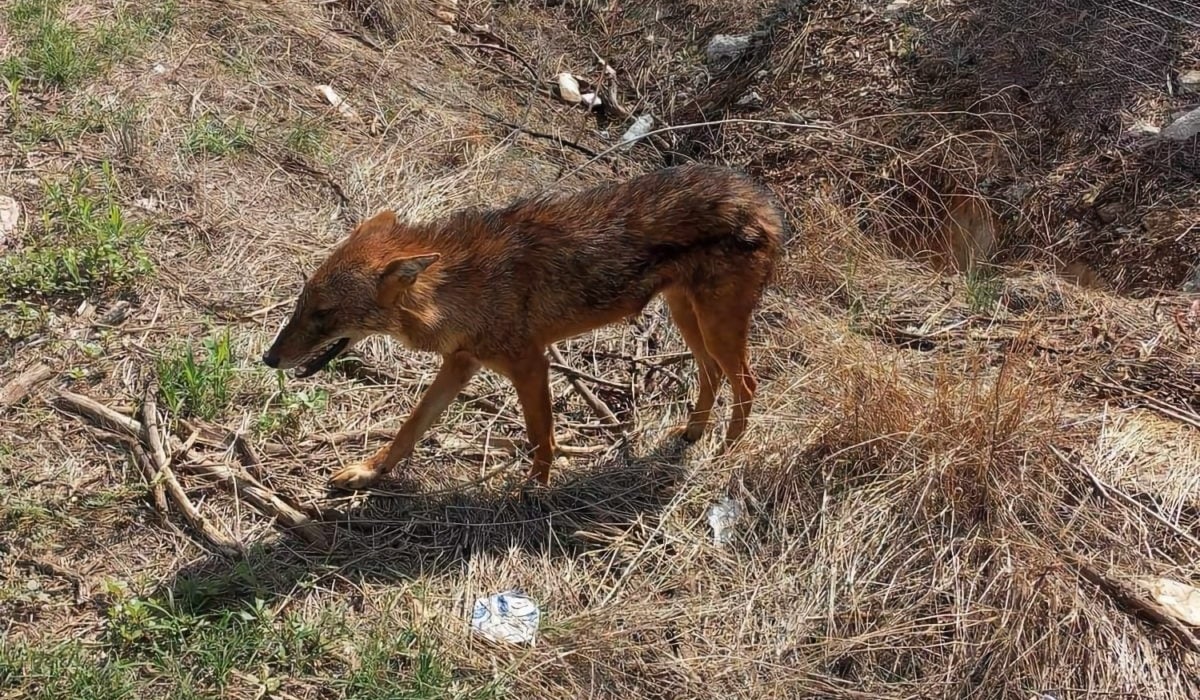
[310,307,334,326]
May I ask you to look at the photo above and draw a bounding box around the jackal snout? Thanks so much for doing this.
[262,210,442,378]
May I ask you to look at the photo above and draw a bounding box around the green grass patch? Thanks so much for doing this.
[0,641,137,700]
[0,301,50,342]
[965,265,1002,314]
[0,163,152,300]
[157,330,237,420]
[11,98,139,148]
[0,588,508,699]
[254,370,329,438]
[284,122,327,159]
[183,116,253,156]
[1,0,176,88]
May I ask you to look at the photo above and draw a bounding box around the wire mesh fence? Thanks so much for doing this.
[899,0,1200,289]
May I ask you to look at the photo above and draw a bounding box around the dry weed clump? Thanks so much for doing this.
[719,316,1200,696]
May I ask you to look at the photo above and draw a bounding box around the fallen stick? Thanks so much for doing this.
[130,441,169,518]
[0,363,52,412]
[142,389,244,557]
[229,430,334,524]
[56,389,143,436]
[1052,446,1200,552]
[55,389,328,549]
[549,362,629,391]
[548,345,621,428]
[1067,553,1200,654]
[181,458,329,547]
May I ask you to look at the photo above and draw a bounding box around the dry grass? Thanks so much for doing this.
[2,0,1200,698]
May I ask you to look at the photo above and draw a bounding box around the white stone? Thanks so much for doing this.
[0,196,20,244]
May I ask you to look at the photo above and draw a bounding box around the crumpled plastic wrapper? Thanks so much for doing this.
[471,590,540,645]
[708,497,744,546]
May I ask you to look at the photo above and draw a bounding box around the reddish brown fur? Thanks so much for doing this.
[263,164,786,490]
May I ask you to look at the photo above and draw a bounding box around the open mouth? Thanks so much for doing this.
[293,337,350,378]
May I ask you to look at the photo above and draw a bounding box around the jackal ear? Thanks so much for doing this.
[377,253,440,305]
[353,209,397,238]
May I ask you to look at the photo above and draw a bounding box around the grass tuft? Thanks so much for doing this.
[157,331,237,420]
[2,0,176,87]
[183,116,253,156]
[0,163,152,299]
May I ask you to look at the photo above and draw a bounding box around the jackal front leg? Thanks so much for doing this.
[503,352,557,485]
[329,351,480,490]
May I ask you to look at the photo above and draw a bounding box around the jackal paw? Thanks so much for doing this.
[329,462,381,491]
[668,423,704,444]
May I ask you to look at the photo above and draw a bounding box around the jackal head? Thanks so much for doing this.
[261,210,439,377]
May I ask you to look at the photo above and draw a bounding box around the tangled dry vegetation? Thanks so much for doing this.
[2,0,1200,698]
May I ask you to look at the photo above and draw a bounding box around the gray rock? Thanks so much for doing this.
[736,90,764,109]
[1161,105,1200,142]
[706,34,751,65]
[1180,69,1200,94]
[1183,264,1200,293]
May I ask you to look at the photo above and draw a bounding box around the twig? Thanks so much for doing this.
[131,444,169,519]
[550,362,629,391]
[142,388,244,557]
[549,116,908,187]
[441,433,608,457]
[181,458,330,544]
[1065,552,1200,654]
[548,345,621,428]
[0,363,52,413]
[475,109,601,159]
[231,432,265,480]
[1051,445,1200,551]
[230,430,335,522]
[55,390,144,436]
[54,389,328,548]
[1088,377,1200,429]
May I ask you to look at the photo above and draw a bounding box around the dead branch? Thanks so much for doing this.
[230,429,338,522]
[131,444,169,519]
[1067,553,1200,654]
[548,345,621,428]
[549,362,630,391]
[1052,446,1200,552]
[142,387,244,557]
[55,389,144,437]
[181,458,330,546]
[0,363,52,413]
[54,388,327,549]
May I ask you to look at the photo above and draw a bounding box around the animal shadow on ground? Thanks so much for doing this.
[158,436,692,614]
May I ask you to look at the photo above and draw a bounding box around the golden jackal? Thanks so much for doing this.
[263,164,785,489]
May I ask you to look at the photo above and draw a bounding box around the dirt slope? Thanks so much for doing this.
[2,0,1200,698]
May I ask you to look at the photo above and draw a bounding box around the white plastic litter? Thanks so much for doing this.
[618,114,654,149]
[580,92,603,109]
[471,590,540,645]
[555,72,582,103]
[315,84,361,123]
[708,496,744,545]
